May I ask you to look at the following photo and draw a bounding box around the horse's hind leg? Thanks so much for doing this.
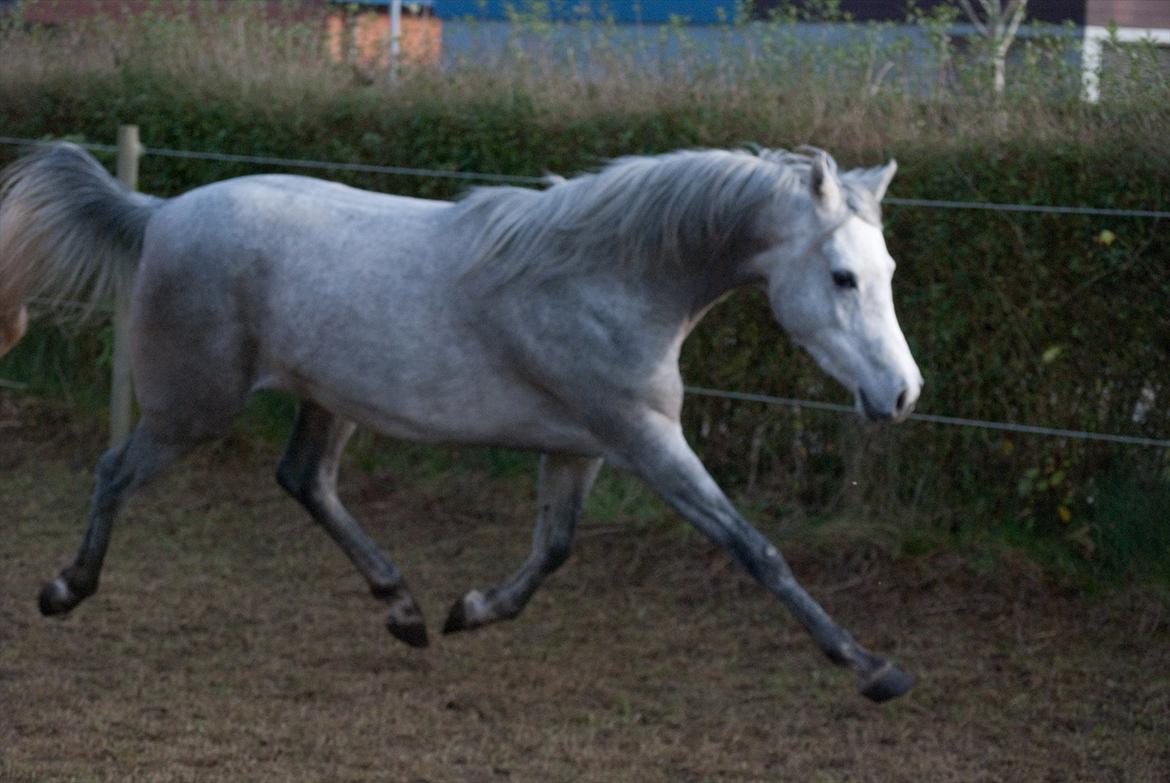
[39,422,190,615]
[276,400,428,648]
[443,454,602,634]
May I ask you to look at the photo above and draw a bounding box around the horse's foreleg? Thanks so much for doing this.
[277,400,428,648]
[442,453,602,634]
[616,413,914,703]
[39,422,187,615]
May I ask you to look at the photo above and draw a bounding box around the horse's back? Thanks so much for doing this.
[144,174,448,261]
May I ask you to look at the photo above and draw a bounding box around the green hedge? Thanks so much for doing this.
[2,30,1168,583]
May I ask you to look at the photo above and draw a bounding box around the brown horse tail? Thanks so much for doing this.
[0,142,162,357]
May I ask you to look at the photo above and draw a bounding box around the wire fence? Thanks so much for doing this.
[1,133,1167,448]
[2,135,1168,218]
[683,387,1170,449]
[881,197,1170,220]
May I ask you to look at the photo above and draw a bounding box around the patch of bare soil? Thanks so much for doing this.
[1,398,1167,782]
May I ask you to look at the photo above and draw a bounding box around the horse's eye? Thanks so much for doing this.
[832,270,858,289]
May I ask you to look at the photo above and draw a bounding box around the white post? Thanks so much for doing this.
[389,0,402,78]
[1083,26,1170,103]
[111,125,141,447]
[1081,26,1105,103]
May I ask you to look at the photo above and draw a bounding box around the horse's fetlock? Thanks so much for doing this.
[825,641,854,667]
[62,568,98,598]
[369,581,406,603]
[38,573,93,616]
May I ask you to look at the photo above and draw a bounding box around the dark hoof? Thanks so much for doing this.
[37,578,79,616]
[373,583,427,647]
[859,663,915,703]
[442,598,471,635]
[386,619,429,648]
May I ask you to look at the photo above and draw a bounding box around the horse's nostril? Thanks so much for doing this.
[895,388,908,414]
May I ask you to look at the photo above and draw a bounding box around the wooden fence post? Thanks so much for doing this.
[110,125,141,447]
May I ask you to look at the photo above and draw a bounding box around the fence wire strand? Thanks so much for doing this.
[683,386,1170,449]
[1,135,1167,447]
[0,136,548,185]
[882,197,1170,219]
[142,145,552,184]
[2,135,1167,217]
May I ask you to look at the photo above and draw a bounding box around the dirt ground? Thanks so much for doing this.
[1,397,1168,782]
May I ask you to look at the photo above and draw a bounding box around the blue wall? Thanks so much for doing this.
[434,1,741,25]
[333,1,1085,26]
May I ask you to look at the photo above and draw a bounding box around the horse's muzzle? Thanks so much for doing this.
[859,385,917,422]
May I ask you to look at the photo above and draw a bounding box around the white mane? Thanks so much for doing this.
[452,147,876,287]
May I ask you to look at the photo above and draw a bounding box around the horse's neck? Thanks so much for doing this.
[678,254,761,328]
[608,253,756,350]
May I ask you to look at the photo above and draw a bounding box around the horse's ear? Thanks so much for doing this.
[845,160,898,202]
[810,153,843,212]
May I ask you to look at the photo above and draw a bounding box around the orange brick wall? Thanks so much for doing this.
[326,12,441,68]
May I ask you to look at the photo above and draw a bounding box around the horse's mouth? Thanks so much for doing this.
[858,388,893,422]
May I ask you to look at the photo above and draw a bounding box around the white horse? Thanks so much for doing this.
[0,143,922,701]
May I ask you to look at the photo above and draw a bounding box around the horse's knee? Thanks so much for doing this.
[543,536,572,572]
[276,458,335,514]
[38,569,100,615]
[94,446,124,483]
[275,456,304,499]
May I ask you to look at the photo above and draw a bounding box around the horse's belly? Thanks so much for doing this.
[341,394,606,456]
[263,357,605,456]
[368,409,604,455]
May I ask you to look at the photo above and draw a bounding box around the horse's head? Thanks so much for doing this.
[752,152,922,421]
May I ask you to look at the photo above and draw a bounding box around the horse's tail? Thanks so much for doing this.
[0,142,162,357]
